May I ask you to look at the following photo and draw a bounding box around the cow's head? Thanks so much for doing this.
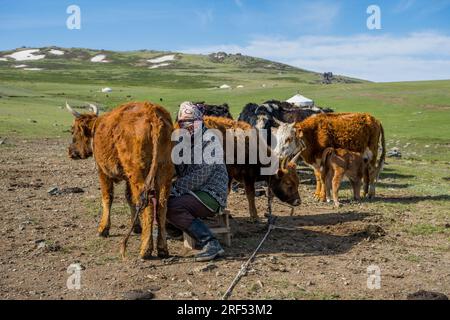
[269,154,302,206]
[273,120,305,159]
[254,103,280,130]
[66,102,99,160]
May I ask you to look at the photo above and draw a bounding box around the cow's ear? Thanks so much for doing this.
[276,169,285,178]
[82,125,91,137]
[81,119,94,137]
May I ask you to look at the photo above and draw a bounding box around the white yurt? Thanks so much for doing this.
[286,94,314,107]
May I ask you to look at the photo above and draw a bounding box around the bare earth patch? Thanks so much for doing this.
[0,139,449,300]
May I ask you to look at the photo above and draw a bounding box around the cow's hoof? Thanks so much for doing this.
[98,228,110,238]
[133,224,142,234]
[157,249,169,259]
[314,194,322,202]
[139,250,153,260]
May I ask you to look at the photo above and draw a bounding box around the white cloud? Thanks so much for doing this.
[181,32,450,82]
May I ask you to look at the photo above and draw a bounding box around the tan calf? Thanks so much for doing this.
[320,147,372,207]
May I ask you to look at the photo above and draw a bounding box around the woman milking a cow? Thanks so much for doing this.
[166,101,228,262]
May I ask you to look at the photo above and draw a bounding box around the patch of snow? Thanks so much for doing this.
[147,54,175,64]
[0,57,7,61]
[219,84,231,89]
[49,49,64,56]
[91,54,109,63]
[13,64,28,68]
[149,63,170,69]
[101,87,112,93]
[6,49,45,61]
[236,85,244,88]
[23,68,43,71]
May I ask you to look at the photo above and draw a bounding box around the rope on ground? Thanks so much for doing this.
[221,216,277,300]
[221,210,307,300]
[221,179,302,300]
[272,225,304,231]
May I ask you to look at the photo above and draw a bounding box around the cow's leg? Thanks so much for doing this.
[97,171,114,237]
[314,168,325,201]
[367,166,377,199]
[156,184,170,258]
[351,178,362,202]
[244,179,258,221]
[266,187,274,217]
[325,171,333,203]
[319,170,327,202]
[331,170,344,208]
[320,169,328,201]
[363,167,370,198]
[128,180,153,259]
[139,204,154,259]
[125,181,142,234]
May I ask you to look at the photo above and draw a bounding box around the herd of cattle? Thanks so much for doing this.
[65,99,385,259]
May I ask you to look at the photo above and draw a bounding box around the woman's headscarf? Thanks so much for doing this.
[177,101,205,134]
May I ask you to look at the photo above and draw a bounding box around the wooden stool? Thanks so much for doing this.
[183,209,231,249]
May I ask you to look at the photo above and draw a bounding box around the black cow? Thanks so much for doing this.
[175,102,233,121]
[237,102,282,132]
[238,100,333,131]
[199,102,233,119]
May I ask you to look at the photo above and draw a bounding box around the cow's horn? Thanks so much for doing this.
[280,156,288,169]
[290,150,303,164]
[89,104,99,116]
[299,138,306,151]
[66,102,81,118]
[273,118,285,126]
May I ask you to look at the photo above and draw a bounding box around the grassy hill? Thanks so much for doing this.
[0,47,360,88]
[0,47,449,162]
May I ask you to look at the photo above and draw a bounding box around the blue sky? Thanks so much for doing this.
[1,0,450,82]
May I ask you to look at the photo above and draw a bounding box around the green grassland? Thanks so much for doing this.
[0,47,449,164]
[1,48,449,300]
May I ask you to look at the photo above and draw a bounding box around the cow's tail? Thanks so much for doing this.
[320,147,335,176]
[376,123,386,181]
[120,120,162,259]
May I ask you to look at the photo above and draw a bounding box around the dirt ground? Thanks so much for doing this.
[0,138,449,300]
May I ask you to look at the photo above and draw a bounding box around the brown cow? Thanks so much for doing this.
[203,116,301,220]
[66,101,175,259]
[320,147,372,207]
[273,113,385,200]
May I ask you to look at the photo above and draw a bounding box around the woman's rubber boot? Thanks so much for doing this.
[187,218,224,262]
